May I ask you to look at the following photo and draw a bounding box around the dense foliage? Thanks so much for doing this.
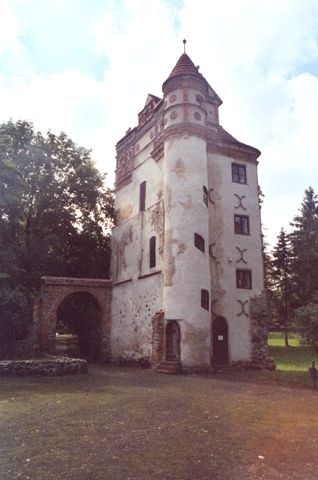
[294,294,318,352]
[268,187,318,346]
[289,187,318,305]
[0,120,114,349]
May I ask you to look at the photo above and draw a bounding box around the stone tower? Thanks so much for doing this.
[111,49,266,371]
[161,54,218,366]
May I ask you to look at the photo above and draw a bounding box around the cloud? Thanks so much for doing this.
[0,0,21,55]
[176,0,318,243]
[0,0,317,244]
[89,0,181,177]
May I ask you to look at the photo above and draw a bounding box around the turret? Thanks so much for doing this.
[162,49,217,367]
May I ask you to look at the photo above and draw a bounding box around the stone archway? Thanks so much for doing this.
[38,277,112,361]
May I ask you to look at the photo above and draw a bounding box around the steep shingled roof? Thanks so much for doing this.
[163,52,222,105]
[166,53,201,80]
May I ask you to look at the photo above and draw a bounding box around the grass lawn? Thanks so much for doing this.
[258,332,317,388]
[216,332,317,389]
[1,334,318,479]
[1,365,318,480]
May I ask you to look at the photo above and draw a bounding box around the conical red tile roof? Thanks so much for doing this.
[162,52,222,105]
[168,53,201,79]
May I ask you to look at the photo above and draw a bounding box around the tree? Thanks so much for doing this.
[0,283,32,357]
[294,293,318,354]
[0,120,115,345]
[271,228,293,346]
[289,187,318,307]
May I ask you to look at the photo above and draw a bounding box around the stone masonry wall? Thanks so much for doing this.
[0,356,88,376]
[39,277,112,361]
[151,309,165,366]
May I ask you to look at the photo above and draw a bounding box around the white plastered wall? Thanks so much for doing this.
[208,152,264,361]
[111,128,164,361]
[163,132,211,367]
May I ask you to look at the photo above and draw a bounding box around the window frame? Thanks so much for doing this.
[149,236,156,268]
[201,289,209,310]
[234,214,250,235]
[236,269,252,290]
[194,233,205,253]
[139,181,146,212]
[232,163,247,184]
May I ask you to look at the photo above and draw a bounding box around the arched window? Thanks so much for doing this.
[201,289,209,310]
[140,181,146,211]
[203,186,208,206]
[194,233,205,253]
[149,236,156,268]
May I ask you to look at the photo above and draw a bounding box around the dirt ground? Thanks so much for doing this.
[1,366,318,480]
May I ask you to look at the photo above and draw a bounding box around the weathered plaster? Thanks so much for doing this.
[117,203,134,223]
[207,151,264,361]
[111,274,163,362]
[172,158,186,177]
[111,53,265,369]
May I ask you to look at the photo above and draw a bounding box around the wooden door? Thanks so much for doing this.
[212,316,229,364]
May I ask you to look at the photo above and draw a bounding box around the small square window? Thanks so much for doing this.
[236,269,252,289]
[232,163,247,184]
[234,215,250,235]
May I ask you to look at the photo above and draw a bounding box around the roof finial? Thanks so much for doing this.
[183,39,186,54]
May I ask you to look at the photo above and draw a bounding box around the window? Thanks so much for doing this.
[140,181,146,211]
[149,236,156,268]
[203,186,208,206]
[234,215,250,235]
[232,163,247,184]
[194,233,205,252]
[236,269,252,289]
[201,289,209,310]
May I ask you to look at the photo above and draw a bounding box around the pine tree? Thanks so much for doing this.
[262,242,276,331]
[290,187,318,307]
[271,228,293,346]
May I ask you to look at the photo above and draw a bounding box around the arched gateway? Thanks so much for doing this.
[37,277,112,361]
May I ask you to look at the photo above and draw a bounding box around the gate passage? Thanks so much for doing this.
[38,276,112,360]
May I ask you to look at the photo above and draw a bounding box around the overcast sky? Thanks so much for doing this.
[1,0,318,246]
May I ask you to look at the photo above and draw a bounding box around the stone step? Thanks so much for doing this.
[155,361,183,374]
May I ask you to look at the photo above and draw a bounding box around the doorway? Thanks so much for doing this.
[56,292,102,361]
[165,321,181,362]
[212,316,229,364]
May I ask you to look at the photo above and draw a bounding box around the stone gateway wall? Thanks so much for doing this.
[38,277,112,361]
